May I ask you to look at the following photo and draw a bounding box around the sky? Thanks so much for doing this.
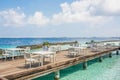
[0,0,120,38]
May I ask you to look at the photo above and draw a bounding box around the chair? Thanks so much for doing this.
[68,48,79,57]
[70,43,80,47]
[43,47,56,62]
[104,43,112,49]
[20,47,30,56]
[25,47,31,52]
[24,52,39,68]
[90,47,97,52]
[42,46,49,51]
[2,49,11,61]
[17,47,31,58]
[75,43,80,47]
[49,46,56,52]
[55,45,61,52]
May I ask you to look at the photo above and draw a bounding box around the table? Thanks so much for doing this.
[32,51,56,66]
[69,46,87,55]
[6,48,26,60]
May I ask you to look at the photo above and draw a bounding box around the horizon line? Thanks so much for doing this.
[0,37,119,38]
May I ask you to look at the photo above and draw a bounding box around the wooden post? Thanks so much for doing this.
[109,52,112,58]
[116,50,119,55]
[54,70,60,80]
[99,56,103,62]
[83,61,87,70]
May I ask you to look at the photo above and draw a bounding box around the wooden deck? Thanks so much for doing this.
[0,47,119,80]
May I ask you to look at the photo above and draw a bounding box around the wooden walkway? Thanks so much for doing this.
[0,46,119,80]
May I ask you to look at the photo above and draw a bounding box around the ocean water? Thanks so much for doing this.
[0,38,76,49]
[0,37,119,49]
[33,52,120,80]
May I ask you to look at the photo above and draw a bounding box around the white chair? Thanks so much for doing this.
[25,47,31,52]
[68,48,79,57]
[75,43,80,47]
[17,47,30,58]
[2,49,11,61]
[24,52,39,68]
[90,47,96,52]
[70,43,80,47]
[15,48,23,58]
[43,47,56,62]
[50,45,61,52]
[55,45,61,52]
[49,46,56,52]
[104,43,112,49]
[42,46,49,51]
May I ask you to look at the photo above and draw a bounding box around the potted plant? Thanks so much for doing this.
[90,40,96,47]
[42,41,50,51]
[90,40,95,43]
[75,41,80,47]
[85,40,96,48]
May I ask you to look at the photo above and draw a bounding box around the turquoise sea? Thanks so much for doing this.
[0,37,119,49]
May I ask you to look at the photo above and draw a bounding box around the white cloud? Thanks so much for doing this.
[0,7,26,27]
[51,0,120,25]
[0,8,49,27]
[0,0,120,27]
[102,0,120,14]
[28,12,49,26]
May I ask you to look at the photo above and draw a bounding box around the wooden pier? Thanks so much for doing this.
[0,46,119,80]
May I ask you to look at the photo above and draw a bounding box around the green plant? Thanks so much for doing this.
[85,40,95,44]
[42,41,50,47]
[75,41,78,43]
[85,42,89,44]
[91,40,95,43]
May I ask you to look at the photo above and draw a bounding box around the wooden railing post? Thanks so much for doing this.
[99,56,103,62]
[54,70,60,80]
[116,50,119,55]
[109,52,112,58]
[83,61,87,70]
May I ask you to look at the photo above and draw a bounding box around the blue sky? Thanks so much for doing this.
[0,0,120,38]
